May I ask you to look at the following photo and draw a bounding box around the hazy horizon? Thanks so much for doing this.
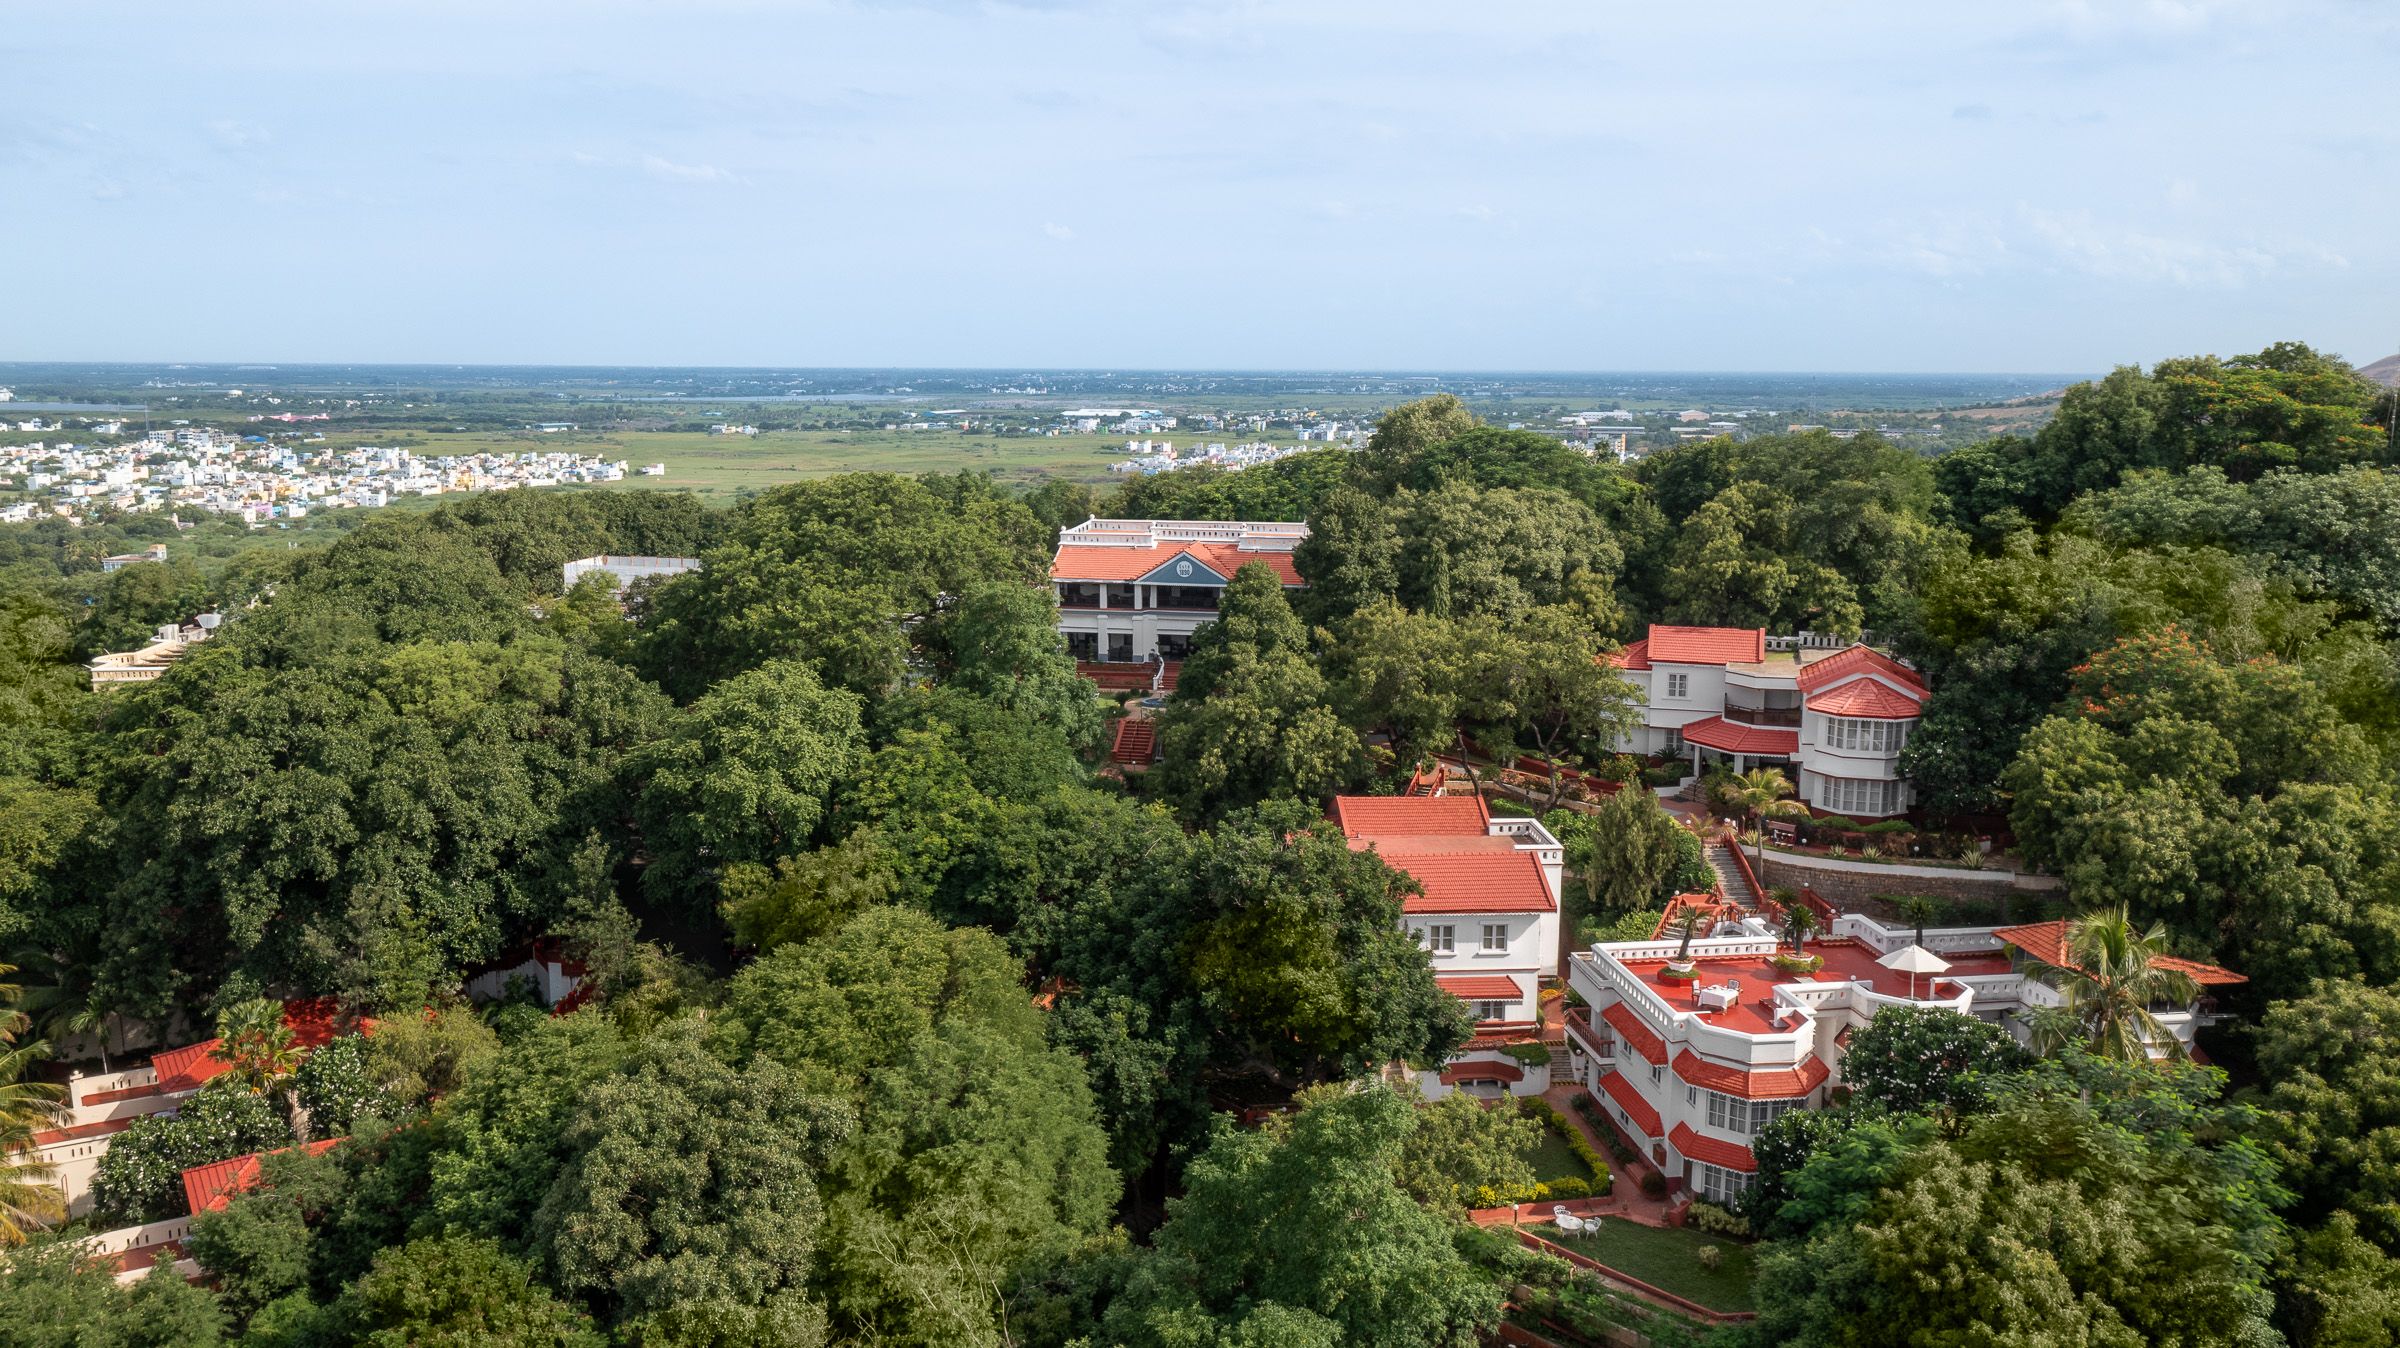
[6,2,2395,371]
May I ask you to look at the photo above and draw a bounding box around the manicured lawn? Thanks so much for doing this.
[1527,1127,1597,1186]
[1547,1220,1757,1313]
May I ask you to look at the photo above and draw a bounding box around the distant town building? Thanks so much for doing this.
[100,544,169,573]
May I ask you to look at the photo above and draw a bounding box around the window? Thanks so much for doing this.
[1427,925,1455,955]
[1665,672,1690,699]
[1480,922,1508,953]
[1703,1090,1803,1136]
[1473,999,1510,1022]
[1650,1063,1665,1086]
[1822,716,1910,754]
[1814,774,1902,817]
[1694,1162,1751,1205]
[1064,632,1098,661]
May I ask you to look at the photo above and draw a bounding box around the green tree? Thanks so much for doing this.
[719,831,901,953]
[0,1023,63,1246]
[358,1007,499,1113]
[1578,788,1688,916]
[331,1236,603,1348]
[2277,1212,2400,1348]
[629,657,866,904]
[1838,1005,2031,1116]
[1099,1086,1502,1348]
[420,1013,631,1245]
[1392,1085,1542,1215]
[0,1236,227,1346]
[1152,566,1362,821]
[184,1146,346,1323]
[1293,486,1400,627]
[635,473,1047,700]
[916,581,1104,751]
[2256,979,2400,1242]
[531,1028,850,1342]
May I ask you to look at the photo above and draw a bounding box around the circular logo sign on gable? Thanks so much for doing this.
[1175,560,1194,578]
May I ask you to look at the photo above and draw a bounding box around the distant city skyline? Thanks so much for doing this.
[5,2,2395,372]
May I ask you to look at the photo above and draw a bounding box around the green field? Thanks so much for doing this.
[373,427,1309,502]
[1549,1221,1757,1312]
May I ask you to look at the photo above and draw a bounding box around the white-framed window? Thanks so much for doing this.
[1473,999,1510,1022]
[1480,922,1508,953]
[1703,1090,1803,1136]
[1694,1162,1751,1205]
[1650,1063,1665,1086]
[1665,672,1691,699]
[1822,716,1910,754]
[1427,924,1455,955]
[1814,774,1903,817]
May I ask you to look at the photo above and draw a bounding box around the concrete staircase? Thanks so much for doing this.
[1705,840,1760,913]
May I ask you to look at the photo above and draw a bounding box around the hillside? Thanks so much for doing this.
[2361,352,2400,387]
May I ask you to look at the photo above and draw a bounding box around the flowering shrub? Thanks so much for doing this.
[89,1087,293,1226]
[291,1033,383,1136]
[1683,1199,1753,1239]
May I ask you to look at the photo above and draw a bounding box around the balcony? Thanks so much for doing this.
[1722,702,1802,728]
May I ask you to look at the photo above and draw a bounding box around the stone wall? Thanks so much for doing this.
[1759,852,2042,907]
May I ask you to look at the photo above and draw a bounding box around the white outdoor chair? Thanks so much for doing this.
[1551,1206,1583,1235]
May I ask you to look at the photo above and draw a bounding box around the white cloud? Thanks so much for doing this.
[1042,221,1075,240]
[2019,206,2281,286]
[640,154,740,184]
[206,119,272,149]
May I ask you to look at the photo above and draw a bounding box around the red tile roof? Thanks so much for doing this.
[32,1116,139,1148]
[1670,1122,1756,1172]
[1383,851,1556,914]
[1806,678,1923,718]
[1436,973,1528,1002]
[1439,1058,1525,1085]
[181,1138,342,1216]
[1597,1068,1662,1138]
[1600,1002,1667,1064]
[1671,1050,1830,1100]
[1678,715,1798,756]
[1331,794,1491,838]
[1796,644,1927,696]
[152,999,367,1095]
[1051,543,1302,586]
[1991,921,2246,986]
[1647,625,1766,665]
[1609,638,1652,671]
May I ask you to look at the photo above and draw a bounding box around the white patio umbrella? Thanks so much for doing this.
[1877,944,1952,1000]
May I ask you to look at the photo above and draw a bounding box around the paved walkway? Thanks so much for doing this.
[1538,1082,1674,1227]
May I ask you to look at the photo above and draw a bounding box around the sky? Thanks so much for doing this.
[4,1,2396,372]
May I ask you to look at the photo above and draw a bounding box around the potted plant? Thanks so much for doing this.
[1663,907,1708,980]
[1771,897,1822,974]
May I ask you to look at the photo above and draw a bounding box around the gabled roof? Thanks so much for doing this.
[1670,1122,1757,1173]
[1331,794,1491,839]
[1647,625,1766,665]
[1051,542,1302,585]
[1991,921,2246,986]
[181,1138,342,1216]
[1597,1068,1662,1138]
[1600,1002,1667,1064]
[1383,851,1556,914]
[1436,973,1528,1002]
[1609,638,1652,671]
[151,998,363,1095]
[1672,1050,1830,1100]
[1806,678,1923,719]
[1795,644,1927,696]
[1132,551,1229,587]
[1678,715,1798,756]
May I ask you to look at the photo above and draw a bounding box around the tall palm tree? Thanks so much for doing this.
[2024,908,2200,1064]
[1779,896,1819,956]
[1722,766,1797,866]
[1892,895,1942,950]
[0,964,65,1247]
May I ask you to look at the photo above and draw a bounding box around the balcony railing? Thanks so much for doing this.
[1723,703,1802,728]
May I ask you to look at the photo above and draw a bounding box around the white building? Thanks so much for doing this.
[1562,912,2244,1204]
[1333,793,1563,1099]
[561,554,703,592]
[1050,518,1307,667]
[1610,625,1928,819]
[100,544,168,573]
[88,614,219,687]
